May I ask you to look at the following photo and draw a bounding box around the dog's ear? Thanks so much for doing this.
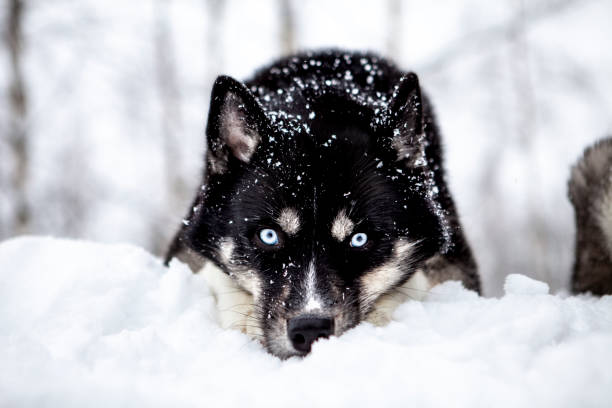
[386,73,424,160]
[205,75,269,174]
[388,73,423,133]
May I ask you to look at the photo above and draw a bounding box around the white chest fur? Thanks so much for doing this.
[199,261,262,338]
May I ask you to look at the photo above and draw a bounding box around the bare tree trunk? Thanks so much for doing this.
[508,0,557,287]
[6,0,30,235]
[279,0,295,55]
[386,0,401,58]
[417,0,578,74]
[205,0,224,79]
[509,0,536,148]
[154,0,186,254]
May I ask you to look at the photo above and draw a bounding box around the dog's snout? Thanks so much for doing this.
[287,316,334,353]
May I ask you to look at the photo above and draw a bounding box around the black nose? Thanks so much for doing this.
[287,316,334,353]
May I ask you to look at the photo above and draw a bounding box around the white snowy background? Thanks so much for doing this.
[1,1,612,406]
[1,0,612,294]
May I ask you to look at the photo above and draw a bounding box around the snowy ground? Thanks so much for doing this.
[1,237,610,407]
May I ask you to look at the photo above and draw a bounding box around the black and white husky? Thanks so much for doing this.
[166,50,480,359]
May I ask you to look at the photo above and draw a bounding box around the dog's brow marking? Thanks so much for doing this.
[277,208,301,235]
[331,209,354,241]
[304,260,322,311]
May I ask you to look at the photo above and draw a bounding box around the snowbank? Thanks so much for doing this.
[0,237,610,407]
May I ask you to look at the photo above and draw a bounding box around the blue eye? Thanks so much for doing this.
[259,228,279,246]
[350,232,368,248]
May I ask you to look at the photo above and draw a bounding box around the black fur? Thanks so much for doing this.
[166,50,480,358]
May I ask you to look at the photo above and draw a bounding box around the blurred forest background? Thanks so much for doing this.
[1,0,611,295]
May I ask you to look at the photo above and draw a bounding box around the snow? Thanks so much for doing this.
[1,236,611,407]
[504,273,550,296]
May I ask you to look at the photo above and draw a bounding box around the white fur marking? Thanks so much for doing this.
[277,208,301,235]
[218,237,261,299]
[304,297,322,312]
[219,238,234,265]
[331,209,354,241]
[199,261,261,338]
[360,240,417,304]
[303,261,322,311]
[365,269,431,326]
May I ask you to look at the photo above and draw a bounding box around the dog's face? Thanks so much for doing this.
[181,74,448,358]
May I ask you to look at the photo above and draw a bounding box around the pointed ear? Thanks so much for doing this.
[386,73,424,161]
[206,75,269,174]
[388,73,423,133]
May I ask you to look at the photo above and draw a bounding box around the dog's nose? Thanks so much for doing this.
[287,316,334,353]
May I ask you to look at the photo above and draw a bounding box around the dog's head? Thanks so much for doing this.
[178,73,450,358]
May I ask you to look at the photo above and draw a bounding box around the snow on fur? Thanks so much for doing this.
[0,236,610,407]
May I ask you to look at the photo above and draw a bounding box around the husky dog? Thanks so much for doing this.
[568,136,612,295]
[166,50,480,359]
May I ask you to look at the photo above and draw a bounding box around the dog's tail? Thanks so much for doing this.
[568,136,612,295]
